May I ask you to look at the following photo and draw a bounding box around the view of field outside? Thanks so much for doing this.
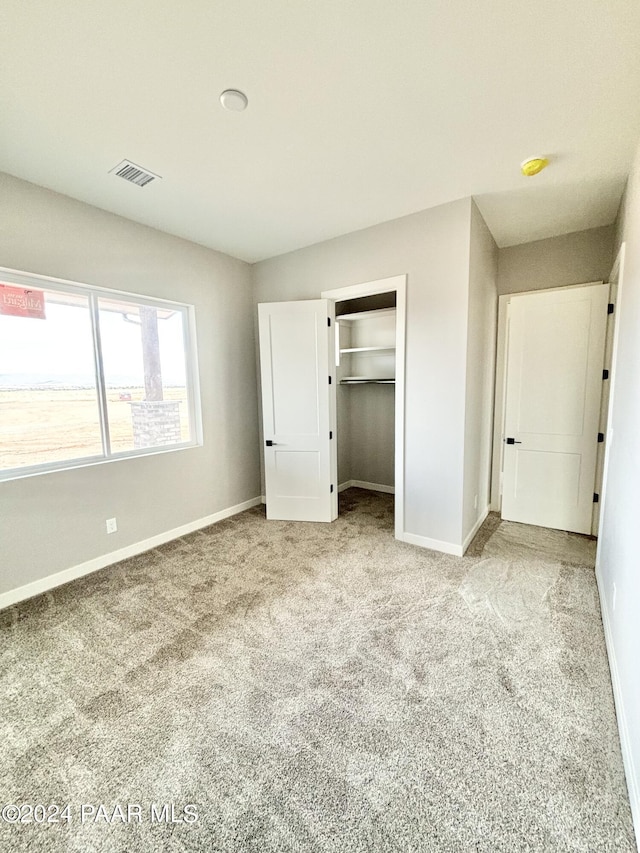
[0,284,192,473]
[0,386,190,470]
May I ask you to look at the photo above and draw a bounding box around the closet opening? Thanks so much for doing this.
[322,275,406,540]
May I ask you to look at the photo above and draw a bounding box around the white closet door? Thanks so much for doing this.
[258,300,337,522]
[502,284,608,534]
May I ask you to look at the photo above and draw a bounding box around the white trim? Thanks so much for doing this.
[338,479,395,494]
[350,479,395,494]
[360,504,487,555]
[596,245,625,561]
[400,531,463,557]
[596,565,640,840]
[0,497,262,612]
[0,264,203,484]
[462,505,490,554]
[0,437,200,484]
[321,274,406,301]
[490,293,510,511]
[394,280,407,540]
[321,274,407,543]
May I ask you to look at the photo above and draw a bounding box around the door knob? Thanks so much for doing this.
[505,437,522,445]
[265,440,279,446]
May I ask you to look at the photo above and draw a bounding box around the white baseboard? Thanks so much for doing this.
[399,531,463,557]
[394,506,490,558]
[595,566,640,844]
[0,496,262,612]
[462,505,490,554]
[269,478,461,558]
[338,479,395,494]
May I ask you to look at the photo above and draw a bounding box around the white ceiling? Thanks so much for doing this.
[2,0,640,262]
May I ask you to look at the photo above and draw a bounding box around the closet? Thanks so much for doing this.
[335,292,396,496]
[258,274,405,531]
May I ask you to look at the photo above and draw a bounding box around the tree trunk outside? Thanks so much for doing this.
[139,306,163,401]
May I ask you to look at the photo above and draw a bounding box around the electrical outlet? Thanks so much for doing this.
[106,517,117,534]
[612,583,617,611]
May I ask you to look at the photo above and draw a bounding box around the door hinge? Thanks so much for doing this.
[593,493,600,503]
[328,317,331,326]
[330,484,334,493]
[608,303,615,315]
[328,375,332,384]
[329,430,333,439]
[598,432,604,443]
[603,369,609,380]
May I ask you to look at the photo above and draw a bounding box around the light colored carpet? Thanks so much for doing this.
[0,489,635,852]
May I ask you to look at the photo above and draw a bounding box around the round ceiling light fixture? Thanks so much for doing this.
[521,156,549,177]
[220,89,248,112]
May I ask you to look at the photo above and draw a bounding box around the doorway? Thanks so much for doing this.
[257,274,406,538]
[491,281,610,535]
[322,275,406,539]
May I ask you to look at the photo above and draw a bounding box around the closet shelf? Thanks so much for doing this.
[338,307,396,322]
[339,345,395,354]
[340,378,395,385]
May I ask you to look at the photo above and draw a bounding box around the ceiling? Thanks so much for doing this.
[2,0,640,263]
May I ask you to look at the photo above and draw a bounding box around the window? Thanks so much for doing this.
[0,269,200,480]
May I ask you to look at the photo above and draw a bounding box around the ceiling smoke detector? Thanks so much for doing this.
[520,157,549,177]
[220,89,248,112]
[110,159,161,187]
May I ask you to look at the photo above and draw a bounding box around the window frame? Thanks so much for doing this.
[0,266,202,482]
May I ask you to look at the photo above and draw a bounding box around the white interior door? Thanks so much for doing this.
[258,299,337,522]
[502,284,608,534]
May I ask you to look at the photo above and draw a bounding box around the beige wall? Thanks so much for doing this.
[497,225,615,295]
[597,145,640,836]
[462,202,498,542]
[615,184,628,251]
[345,385,395,488]
[253,199,474,549]
[0,173,261,596]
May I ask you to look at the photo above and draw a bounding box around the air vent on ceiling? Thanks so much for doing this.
[110,159,161,187]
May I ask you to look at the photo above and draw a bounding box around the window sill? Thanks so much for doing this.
[0,441,202,484]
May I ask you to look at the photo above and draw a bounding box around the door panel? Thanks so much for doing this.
[273,451,322,498]
[258,300,337,522]
[514,450,581,505]
[517,299,591,435]
[267,311,322,435]
[502,284,608,534]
